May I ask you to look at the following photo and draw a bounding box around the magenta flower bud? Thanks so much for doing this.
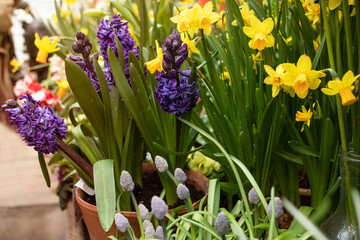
[174,168,187,183]
[120,170,134,192]
[267,197,284,218]
[115,213,129,233]
[151,196,168,220]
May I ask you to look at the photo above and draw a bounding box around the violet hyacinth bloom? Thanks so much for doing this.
[1,94,67,154]
[97,14,139,83]
[155,30,199,117]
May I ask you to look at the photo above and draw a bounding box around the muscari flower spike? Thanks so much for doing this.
[151,196,169,220]
[139,203,150,221]
[115,213,129,233]
[154,155,168,172]
[145,226,156,238]
[177,183,190,200]
[155,226,164,239]
[248,187,260,205]
[174,168,187,183]
[120,170,135,192]
[154,29,199,117]
[267,197,284,218]
[214,211,230,236]
[143,219,153,230]
[1,94,67,154]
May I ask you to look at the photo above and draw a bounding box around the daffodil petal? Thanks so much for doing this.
[266,34,275,47]
[249,15,261,29]
[262,18,274,34]
[327,80,343,91]
[297,55,312,72]
[308,78,321,90]
[264,65,276,76]
[329,0,341,10]
[243,26,255,38]
[342,70,356,86]
[272,85,280,97]
[203,2,213,14]
[321,88,337,95]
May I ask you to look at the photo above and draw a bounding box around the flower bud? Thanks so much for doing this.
[214,211,230,236]
[267,197,284,218]
[174,168,187,183]
[151,196,168,220]
[248,188,260,205]
[139,203,149,221]
[145,226,156,238]
[155,226,164,239]
[115,213,129,233]
[142,219,153,230]
[177,183,190,200]
[154,156,168,172]
[120,170,134,192]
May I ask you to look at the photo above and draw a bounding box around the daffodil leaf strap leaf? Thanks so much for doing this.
[38,153,51,188]
[288,140,320,158]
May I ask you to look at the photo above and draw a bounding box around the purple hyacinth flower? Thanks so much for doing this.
[1,94,67,154]
[97,14,139,84]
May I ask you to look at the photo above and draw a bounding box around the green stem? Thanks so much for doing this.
[125,229,132,240]
[334,9,343,76]
[335,95,348,152]
[185,197,194,212]
[161,219,167,240]
[320,0,336,70]
[130,192,144,239]
[175,118,182,168]
[357,1,360,73]
[342,0,354,72]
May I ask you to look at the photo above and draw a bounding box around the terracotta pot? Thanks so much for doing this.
[74,163,209,240]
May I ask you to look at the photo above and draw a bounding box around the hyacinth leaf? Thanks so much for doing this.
[64,59,107,152]
[68,103,81,127]
[72,124,104,165]
[282,199,328,240]
[274,150,303,164]
[139,0,149,51]
[38,153,50,187]
[94,159,116,232]
[152,142,206,156]
[288,140,320,157]
[206,179,220,239]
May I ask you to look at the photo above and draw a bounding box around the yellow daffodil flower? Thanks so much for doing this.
[193,2,220,35]
[329,0,355,10]
[170,8,192,35]
[56,80,70,98]
[145,40,163,74]
[222,70,231,85]
[296,105,313,132]
[240,2,255,25]
[180,32,200,55]
[252,52,261,74]
[64,0,76,4]
[10,58,23,73]
[304,1,321,25]
[264,64,285,97]
[321,70,360,106]
[80,27,89,36]
[34,33,59,64]
[282,54,326,99]
[243,16,275,51]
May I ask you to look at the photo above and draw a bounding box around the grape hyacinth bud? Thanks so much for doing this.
[248,188,260,205]
[174,168,187,183]
[155,226,164,239]
[120,170,134,192]
[267,197,284,218]
[139,203,149,221]
[214,211,230,236]
[2,94,67,154]
[115,213,129,233]
[151,196,168,220]
[154,156,168,172]
[143,219,154,230]
[177,183,190,200]
[145,226,156,238]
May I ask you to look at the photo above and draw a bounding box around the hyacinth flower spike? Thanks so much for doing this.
[1,94,94,185]
[115,213,133,239]
[151,196,169,240]
[215,211,230,240]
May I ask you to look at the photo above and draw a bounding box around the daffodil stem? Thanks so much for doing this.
[320,0,336,71]
[335,95,348,152]
[334,10,343,77]
[356,1,360,73]
[342,0,354,72]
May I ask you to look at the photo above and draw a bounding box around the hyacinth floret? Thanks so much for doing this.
[174,168,187,183]
[214,211,230,236]
[1,94,67,154]
[155,226,164,239]
[177,183,190,200]
[267,197,284,218]
[154,155,168,172]
[120,170,135,192]
[155,29,199,117]
[144,226,156,238]
[248,187,260,205]
[139,203,150,221]
[142,219,153,230]
[115,213,129,233]
[97,14,139,83]
[151,196,168,220]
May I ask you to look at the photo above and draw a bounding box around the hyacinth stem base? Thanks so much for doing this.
[130,192,144,239]
[161,219,167,240]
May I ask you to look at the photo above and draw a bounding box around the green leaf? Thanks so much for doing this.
[94,159,116,232]
[288,140,320,157]
[65,59,107,152]
[275,150,304,164]
[219,182,238,194]
[288,206,314,230]
[38,153,51,187]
